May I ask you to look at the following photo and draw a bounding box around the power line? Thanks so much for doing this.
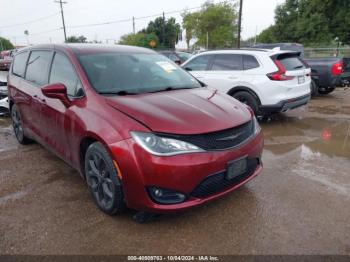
[0,12,60,29]
[30,28,62,36]
[66,5,206,29]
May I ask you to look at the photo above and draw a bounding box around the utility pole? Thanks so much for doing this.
[237,0,243,48]
[55,0,67,42]
[206,31,209,50]
[162,12,166,47]
[133,17,136,34]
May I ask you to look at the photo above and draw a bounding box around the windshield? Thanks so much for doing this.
[78,53,201,95]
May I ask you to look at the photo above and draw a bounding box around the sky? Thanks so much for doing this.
[0,0,284,47]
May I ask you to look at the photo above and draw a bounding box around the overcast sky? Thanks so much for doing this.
[0,0,284,47]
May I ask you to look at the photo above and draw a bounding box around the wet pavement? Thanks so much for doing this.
[0,88,350,255]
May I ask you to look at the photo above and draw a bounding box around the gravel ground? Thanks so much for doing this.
[0,87,349,255]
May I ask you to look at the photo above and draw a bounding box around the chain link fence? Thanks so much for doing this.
[304,47,350,58]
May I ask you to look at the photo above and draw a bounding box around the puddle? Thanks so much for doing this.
[262,116,350,159]
[262,116,350,197]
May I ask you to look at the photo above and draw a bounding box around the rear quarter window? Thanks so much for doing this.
[277,55,305,71]
[12,51,29,77]
[243,55,259,70]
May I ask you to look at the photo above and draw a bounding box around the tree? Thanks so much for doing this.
[119,32,159,48]
[256,0,350,46]
[0,37,15,51]
[182,1,238,49]
[256,25,278,43]
[182,11,199,50]
[142,17,181,49]
[66,35,87,43]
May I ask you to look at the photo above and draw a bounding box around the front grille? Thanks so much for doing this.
[159,120,254,150]
[191,158,259,198]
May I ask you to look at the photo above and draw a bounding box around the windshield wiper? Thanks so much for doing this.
[148,86,197,93]
[98,90,138,96]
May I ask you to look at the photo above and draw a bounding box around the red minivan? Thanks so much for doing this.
[8,44,263,221]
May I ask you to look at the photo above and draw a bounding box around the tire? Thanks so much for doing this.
[310,80,319,96]
[232,91,261,117]
[318,87,335,95]
[84,142,125,215]
[11,104,32,145]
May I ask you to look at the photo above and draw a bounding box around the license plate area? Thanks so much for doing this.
[226,157,247,180]
[298,75,305,84]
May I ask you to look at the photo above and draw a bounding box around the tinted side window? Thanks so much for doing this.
[12,51,29,77]
[243,55,259,70]
[211,54,243,71]
[26,51,53,85]
[184,55,211,71]
[49,53,83,97]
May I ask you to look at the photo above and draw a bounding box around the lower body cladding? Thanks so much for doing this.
[109,132,263,213]
[260,93,311,114]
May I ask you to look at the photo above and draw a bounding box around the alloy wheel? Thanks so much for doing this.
[11,106,24,142]
[86,152,115,210]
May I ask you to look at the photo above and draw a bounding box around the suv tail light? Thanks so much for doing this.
[267,60,294,81]
[331,61,343,76]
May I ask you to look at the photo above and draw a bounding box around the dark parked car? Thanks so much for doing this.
[253,43,350,95]
[303,57,344,94]
[159,51,192,65]
[8,44,263,221]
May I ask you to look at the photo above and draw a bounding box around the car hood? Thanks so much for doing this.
[105,88,251,135]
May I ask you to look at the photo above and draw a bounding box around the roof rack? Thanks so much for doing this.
[197,48,270,53]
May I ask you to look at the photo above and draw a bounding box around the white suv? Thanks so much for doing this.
[182,49,311,116]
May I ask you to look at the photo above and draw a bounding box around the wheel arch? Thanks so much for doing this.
[78,132,112,179]
[227,86,262,106]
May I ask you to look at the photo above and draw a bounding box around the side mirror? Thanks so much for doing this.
[174,59,182,65]
[184,67,192,71]
[41,83,71,107]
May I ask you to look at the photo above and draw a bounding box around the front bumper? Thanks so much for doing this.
[109,131,264,213]
[260,93,311,114]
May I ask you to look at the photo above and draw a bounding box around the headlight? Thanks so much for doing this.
[253,116,261,135]
[130,131,205,156]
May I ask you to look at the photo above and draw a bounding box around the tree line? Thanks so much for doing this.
[1,0,349,51]
[256,0,350,47]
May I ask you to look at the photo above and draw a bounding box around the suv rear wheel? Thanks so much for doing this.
[232,91,261,117]
[318,87,335,95]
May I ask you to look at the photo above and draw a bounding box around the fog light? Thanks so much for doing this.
[147,187,186,204]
